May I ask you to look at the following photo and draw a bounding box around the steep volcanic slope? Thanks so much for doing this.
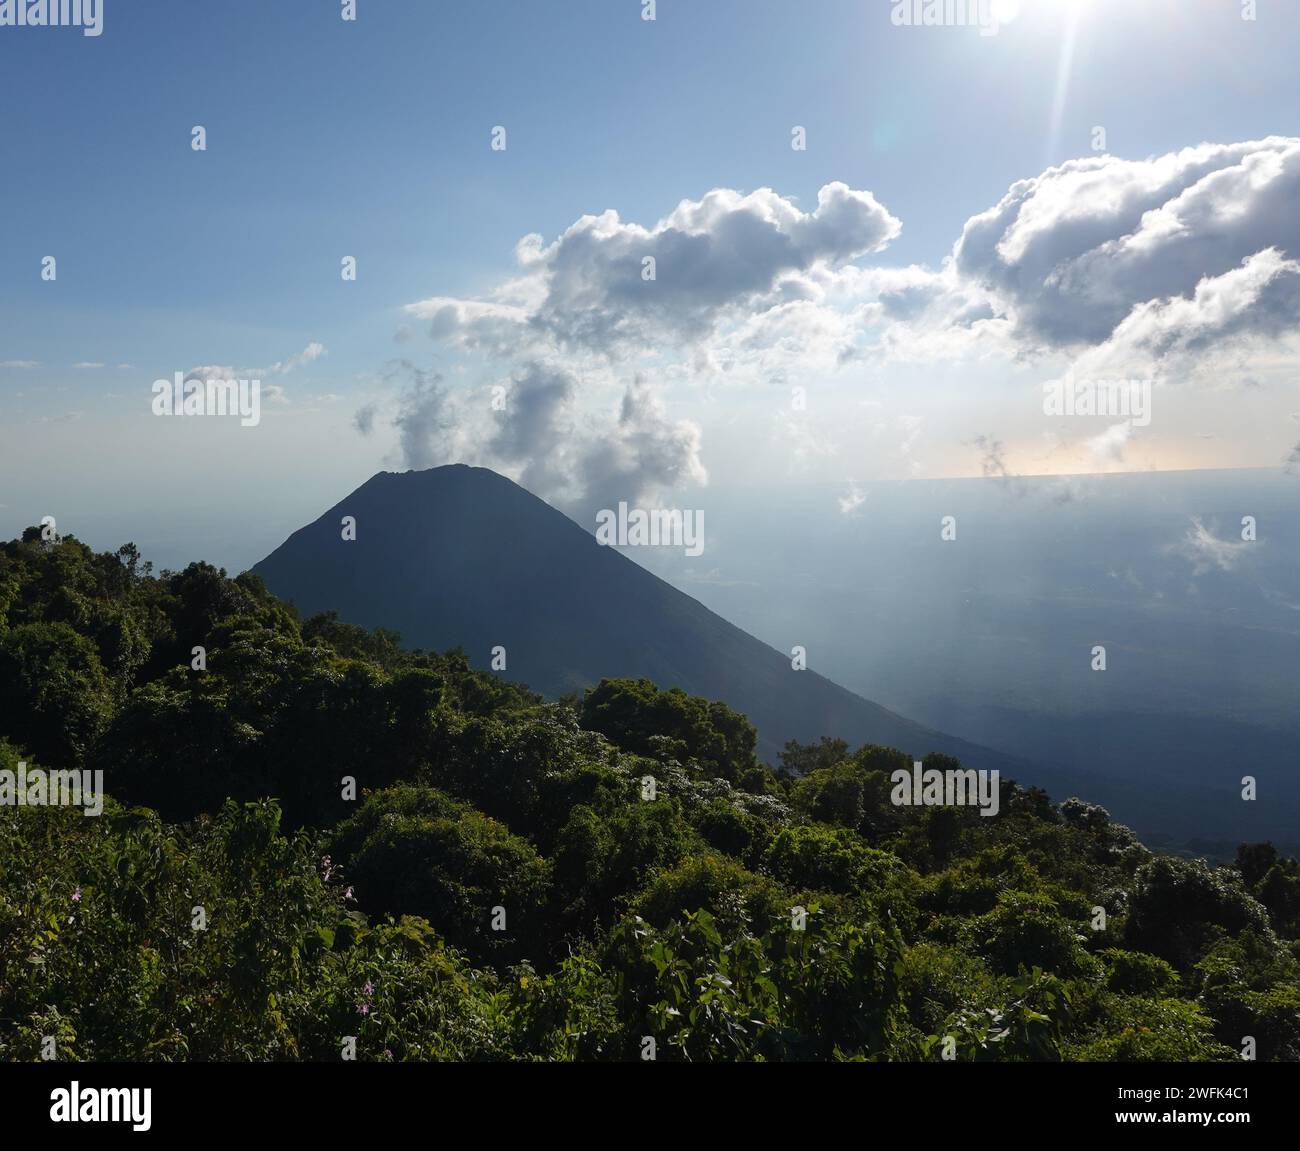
[253,465,1037,775]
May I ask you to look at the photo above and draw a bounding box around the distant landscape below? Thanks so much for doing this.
[628,468,1300,855]
[253,465,1300,858]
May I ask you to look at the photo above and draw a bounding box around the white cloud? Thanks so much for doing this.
[1062,247,1300,385]
[388,361,454,471]
[174,343,328,410]
[838,483,868,516]
[396,184,892,499]
[401,298,532,359]
[1085,421,1134,463]
[268,341,326,375]
[184,364,239,382]
[376,360,706,512]
[953,137,1300,350]
[385,141,1300,489]
[1172,517,1252,575]
[406,182,901,358]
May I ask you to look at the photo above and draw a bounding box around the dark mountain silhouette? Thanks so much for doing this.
[252,465,1039,776]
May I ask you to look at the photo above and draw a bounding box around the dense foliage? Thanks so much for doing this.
[1,528,1297,1061]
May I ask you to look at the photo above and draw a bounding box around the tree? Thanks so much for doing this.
[762,823,907,897]
[581,678,758,781]
[332,786,552,964]
[0,622,114,766]
[1236,842,1279,889]
[778,736,850,778]
[1127,856,1271,967]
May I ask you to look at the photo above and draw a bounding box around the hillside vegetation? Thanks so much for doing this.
[2,528,1298,1061]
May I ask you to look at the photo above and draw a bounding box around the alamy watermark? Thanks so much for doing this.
[595,502,704,557]
[890,761,1000,817]
[50,1083,150,1131]
[891,0,1005,38]
[0,0,103,37]
[152,372,261,427]
[0,761,104,816]
[1043,376,1152,427]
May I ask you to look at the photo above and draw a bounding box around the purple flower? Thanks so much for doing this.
[358,1003,370,1017]
[71,887,82,903]
[344,886,355,902]
[362,981,374,997]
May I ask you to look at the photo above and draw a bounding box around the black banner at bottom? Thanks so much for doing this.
[0,1059,1284,1137]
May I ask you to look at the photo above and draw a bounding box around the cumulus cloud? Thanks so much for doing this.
[1061,247,1300,387]
[491,366,706,512]
[484,363,581,499]
[579,375,707,500]
[401,298,531,359]
[405,182,900,358]
[954,137,1300,350]
[374,360,706,513]
[394,184,883,499]
[490,364,575,465]
[1085,421,1134,463]
[388,362,455,471]
[383,143,1300,492]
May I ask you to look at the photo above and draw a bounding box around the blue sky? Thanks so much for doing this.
[3,0,1299,568]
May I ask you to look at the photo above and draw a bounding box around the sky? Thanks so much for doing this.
[2,0,1299,569]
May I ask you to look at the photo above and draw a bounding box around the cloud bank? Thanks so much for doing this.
[383,139,1300,494]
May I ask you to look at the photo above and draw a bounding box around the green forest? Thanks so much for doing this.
[1,527,1298,1062]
